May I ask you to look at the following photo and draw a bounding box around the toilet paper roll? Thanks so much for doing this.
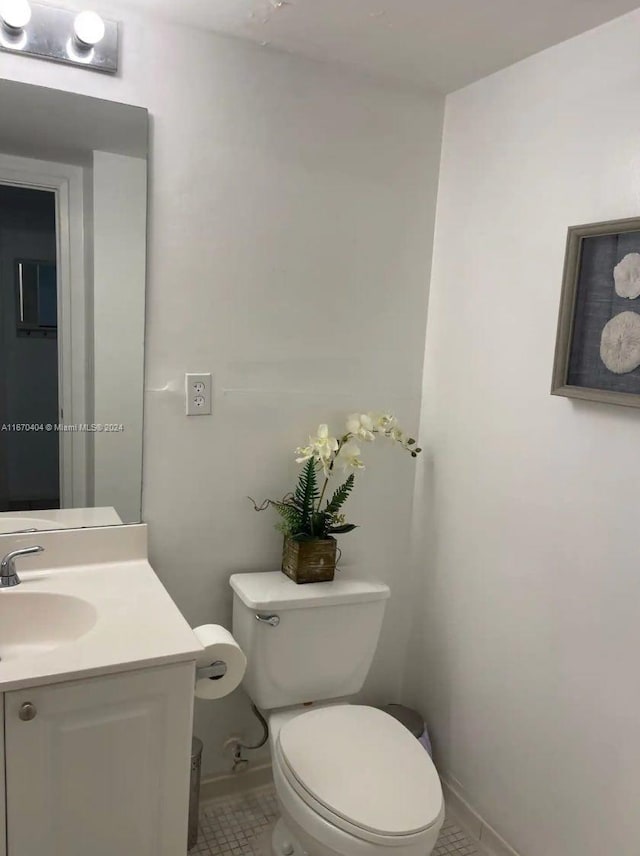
[193,624,247,700]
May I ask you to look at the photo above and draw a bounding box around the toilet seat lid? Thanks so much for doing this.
[277,705,443,837]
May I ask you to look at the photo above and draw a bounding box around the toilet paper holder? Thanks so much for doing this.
[196,661,227,681]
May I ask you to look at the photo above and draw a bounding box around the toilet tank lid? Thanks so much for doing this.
[230,572,390,610]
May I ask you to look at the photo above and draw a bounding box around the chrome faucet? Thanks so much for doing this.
[0,546,44,588]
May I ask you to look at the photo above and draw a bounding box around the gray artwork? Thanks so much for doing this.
[600,312,640,374]
[566,227,640,396]
[598,250,640,375]
[613,253,640,299]
[552,217,640,408]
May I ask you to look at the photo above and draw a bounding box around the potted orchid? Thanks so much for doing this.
[251,412,421,584]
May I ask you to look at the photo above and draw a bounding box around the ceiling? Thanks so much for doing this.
[0,80,148,165]
[120,0,639,92]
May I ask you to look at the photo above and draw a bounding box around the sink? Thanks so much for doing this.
[0,517,60,534]
[0,593,98,660]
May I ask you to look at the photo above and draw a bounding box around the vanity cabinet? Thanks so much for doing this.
[2,662,194,856]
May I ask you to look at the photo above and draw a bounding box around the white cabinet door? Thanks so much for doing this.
[5,663,194,856]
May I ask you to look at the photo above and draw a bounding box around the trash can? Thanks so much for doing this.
[378,704,433,757]
[188,737,203,851]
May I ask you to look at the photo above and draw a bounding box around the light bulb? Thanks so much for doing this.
[0,0,32,31]
[73,10,105,47]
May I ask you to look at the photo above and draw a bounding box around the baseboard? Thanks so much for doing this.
[442,777,521,856]
[200,763,274,803]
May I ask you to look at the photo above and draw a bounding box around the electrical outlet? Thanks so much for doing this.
[185,373,212,416]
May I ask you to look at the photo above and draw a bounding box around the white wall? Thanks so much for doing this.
[92,151,146,523]
[409,10,640,856]
[0,2,444,775]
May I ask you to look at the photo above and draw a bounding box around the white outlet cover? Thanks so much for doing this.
[185,373,212,416]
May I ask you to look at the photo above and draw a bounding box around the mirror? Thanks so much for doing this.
[0,80,148,533]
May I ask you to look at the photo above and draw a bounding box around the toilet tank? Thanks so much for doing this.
[230,572,390,710]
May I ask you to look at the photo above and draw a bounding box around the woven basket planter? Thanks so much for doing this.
[281,536,337,584]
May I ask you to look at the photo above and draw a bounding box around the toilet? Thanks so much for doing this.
[230,572,444,856]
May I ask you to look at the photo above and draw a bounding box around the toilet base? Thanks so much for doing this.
[272,817,307,856]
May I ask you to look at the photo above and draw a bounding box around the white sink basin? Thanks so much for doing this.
[0,593,98,661]
[0,525,201,691]
[0,518,60,534]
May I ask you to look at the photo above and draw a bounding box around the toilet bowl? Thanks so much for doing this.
[269,704,444,856]
[229,572,444,856]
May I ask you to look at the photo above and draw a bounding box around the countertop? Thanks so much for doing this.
[0,526,202,691]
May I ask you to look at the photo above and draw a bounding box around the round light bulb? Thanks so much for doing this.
[0,0,32,31]
[73,10,105,47]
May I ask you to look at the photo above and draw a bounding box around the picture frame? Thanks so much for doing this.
[552,216,640,408]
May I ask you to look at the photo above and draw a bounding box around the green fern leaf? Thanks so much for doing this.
[294,459,319,530]
[325,474,355,515]
[272,501,303,536]
[327,523,358,534]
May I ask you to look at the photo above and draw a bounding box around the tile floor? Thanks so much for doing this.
[193,785,480,856]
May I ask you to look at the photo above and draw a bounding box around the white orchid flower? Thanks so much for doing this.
[346,413,375,442]
[373,413,398,435]
[345,414,360,434]
[337,440,365,471]
[295,445,314,464]
[295,424,338,475]
[315,423,338,453]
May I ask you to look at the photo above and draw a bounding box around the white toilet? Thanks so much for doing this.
[230,572,444,856]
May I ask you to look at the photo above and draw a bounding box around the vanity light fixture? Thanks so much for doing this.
[73,10,105,48]
[0,0,32,32]
[66,9,106,63]
[0,2,118,72]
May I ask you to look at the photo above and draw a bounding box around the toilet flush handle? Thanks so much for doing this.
[255,613,280,627]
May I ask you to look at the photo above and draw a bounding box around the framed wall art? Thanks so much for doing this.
[552,216,640,408]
